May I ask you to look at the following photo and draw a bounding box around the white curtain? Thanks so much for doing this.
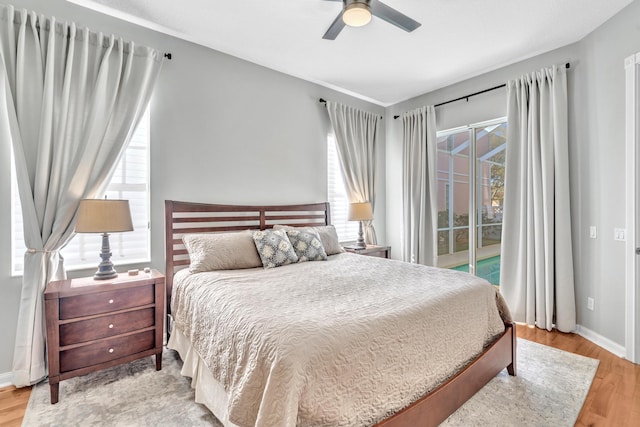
[500,65,576,332]
[0,5,163,386]
[326,101,380,244]
[401,106,438,265]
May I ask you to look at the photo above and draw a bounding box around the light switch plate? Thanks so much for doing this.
[587,297,595,311]
[614,228,626,241]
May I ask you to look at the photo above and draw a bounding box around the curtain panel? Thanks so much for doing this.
[326,100,380,244]
[0,5,163,386]
[401,106,438,266]
[500,64,576,332]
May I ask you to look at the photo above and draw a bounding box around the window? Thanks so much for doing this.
[435,119,507,285]
[327,134,359,242]
[11,109,151,274]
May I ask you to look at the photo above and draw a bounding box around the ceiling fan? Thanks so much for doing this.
[322,0,421,40]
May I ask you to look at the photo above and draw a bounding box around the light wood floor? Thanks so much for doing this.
[1,325,638,426]
[0,384,30,427]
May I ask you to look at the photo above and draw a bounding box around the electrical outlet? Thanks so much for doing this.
[614,228,626,241]
[589,226,597,239]
[587,297,595,311]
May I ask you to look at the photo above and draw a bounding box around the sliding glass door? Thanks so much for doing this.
[435,119,507,285]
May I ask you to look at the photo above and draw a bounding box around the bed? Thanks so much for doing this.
[164,200,516,427]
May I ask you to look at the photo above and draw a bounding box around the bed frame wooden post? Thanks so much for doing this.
[164,200,175,317]
[507,320,517,376]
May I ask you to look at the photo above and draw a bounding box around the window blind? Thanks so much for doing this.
[327,134,359,242]
[11,109,151,274]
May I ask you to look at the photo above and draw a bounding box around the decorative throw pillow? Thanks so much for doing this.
[182,231,262,273]
[274,224,344,255]
[285,228,327,262]
[252,229,299,268]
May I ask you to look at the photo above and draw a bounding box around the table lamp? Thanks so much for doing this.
[348,202,373,249]
[75,199,134,280]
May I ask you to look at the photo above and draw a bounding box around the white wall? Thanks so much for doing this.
[386,0,640,348]
[0,0,385,380]
[571,0,640,346]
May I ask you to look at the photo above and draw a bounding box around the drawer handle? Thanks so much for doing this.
[108,348,114,354]
[108,324,114,329]
[108,299,114,304]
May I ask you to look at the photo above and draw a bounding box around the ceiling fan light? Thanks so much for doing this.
[342,3,371,27]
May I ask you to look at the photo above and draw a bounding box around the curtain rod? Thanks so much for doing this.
[393,62,571,119]
[318,98,383,119]
[32,22,173,60]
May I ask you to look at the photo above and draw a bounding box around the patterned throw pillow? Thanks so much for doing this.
[252,229,299,268]
[286,229,327,262]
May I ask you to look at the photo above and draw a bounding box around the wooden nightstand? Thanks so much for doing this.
[344,245,391,259]
[44,270,165,404]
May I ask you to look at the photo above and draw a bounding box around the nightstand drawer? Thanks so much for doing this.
[59,285,155,319]
[60,329,155,373]
[364,250,388,258]
[59,308,155,346]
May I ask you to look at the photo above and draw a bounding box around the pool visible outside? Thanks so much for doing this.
[451,255,501,285]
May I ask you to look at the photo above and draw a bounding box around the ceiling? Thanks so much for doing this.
[66,0,634,106]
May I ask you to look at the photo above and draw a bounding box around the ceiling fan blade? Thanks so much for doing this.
[323,12,346,40]
[370,0,421,32]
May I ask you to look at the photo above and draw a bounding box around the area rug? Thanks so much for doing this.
[22,339,598,426]
[442,339,598,426]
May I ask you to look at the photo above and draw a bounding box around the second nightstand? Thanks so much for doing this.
[344,245,391,259]
[44,270,165,404]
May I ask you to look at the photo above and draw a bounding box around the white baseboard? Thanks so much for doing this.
[0,371,13,388]
[575,324,626,359]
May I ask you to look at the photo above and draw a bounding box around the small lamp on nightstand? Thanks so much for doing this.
[75,199,134,280]
[348,202,373,249]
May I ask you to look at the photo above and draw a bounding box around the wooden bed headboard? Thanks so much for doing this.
[164,200,331,314]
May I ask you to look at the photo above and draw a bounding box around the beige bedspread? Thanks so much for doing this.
[170,253,511,427]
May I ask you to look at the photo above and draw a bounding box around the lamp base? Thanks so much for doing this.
[94,267,118,280]
[94,233,118,280]
[354,221,367,248]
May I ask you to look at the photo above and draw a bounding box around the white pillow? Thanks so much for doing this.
[273,224,344,255]
[182,231,262,273]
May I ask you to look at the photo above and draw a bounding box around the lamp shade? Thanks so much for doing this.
[342,2,372,27]
[75,199,134,233]
[348,202,373,221]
